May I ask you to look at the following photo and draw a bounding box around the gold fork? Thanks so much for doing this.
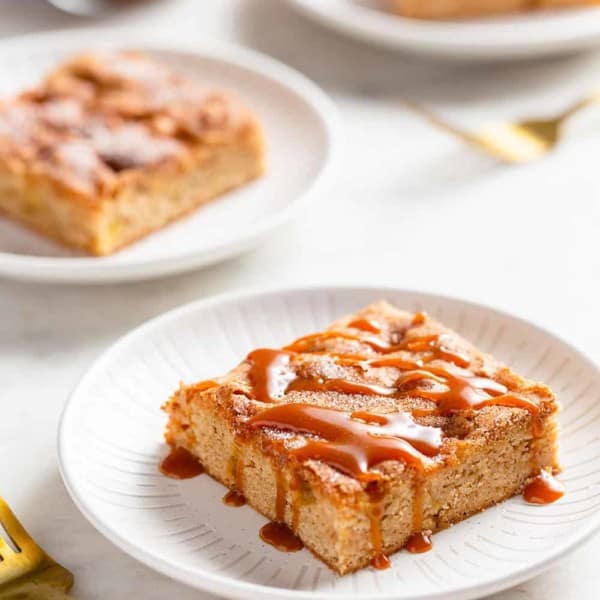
[405,93,600,163]
[0,497,74,599]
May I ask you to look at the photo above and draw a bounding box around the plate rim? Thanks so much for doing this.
[58,284,600,600]
[0,27,341,284]
[285,0,600,58]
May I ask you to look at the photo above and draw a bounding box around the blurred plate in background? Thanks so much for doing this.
[287,0,600,59]
[59,285,600,600]
[0,29,339,284]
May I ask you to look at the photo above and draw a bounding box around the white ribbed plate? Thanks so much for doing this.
[59,286,600,600]
[0,29,338,283]
[287,0,600,59]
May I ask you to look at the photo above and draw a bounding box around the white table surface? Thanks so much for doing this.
[1,0,600,598]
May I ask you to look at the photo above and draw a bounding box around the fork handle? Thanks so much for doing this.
[560,93,600,122]
[401,100,482,147]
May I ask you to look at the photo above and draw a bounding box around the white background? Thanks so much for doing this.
[1,0,600,598]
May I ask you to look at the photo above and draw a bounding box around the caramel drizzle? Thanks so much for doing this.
[247,346,539,423]
[249,404,442,482]
[190,379,219,392]
[285,325,471,369]
[347,318,384,334]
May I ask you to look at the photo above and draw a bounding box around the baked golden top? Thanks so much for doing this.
[0,51,255,199]
[168,301,558,495]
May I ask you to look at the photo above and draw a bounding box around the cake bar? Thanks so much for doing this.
[162,301,560,574]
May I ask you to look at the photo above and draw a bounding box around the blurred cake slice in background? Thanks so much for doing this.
[0,51,265,256]
[391,0,600,19]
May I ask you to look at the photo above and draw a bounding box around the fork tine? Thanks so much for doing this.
[0,498,73,594]
[0,497,46,585]
[0,497,37,555]
[0,497,21,558]
[0,532,16,559]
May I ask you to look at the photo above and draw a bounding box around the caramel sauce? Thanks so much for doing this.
[412,312,427,326]
[391,363,540,419]
[283,325,469,368]
[192,379,219,392]
[259,522,304,552]
[347,318,383,334]
[223,490,247,507]
[405,531,433,554]
[247,348,294,403]
[159,446,204,479]
[371,553,391,570]
[246,344,539,424]
[523,471,565,504]
[248,404,442,481]
[368,499,388,568]
[285,330,393,354]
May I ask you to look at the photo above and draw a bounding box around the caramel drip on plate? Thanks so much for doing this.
[523,470,565,504]
[371,551,391,570]
[405,531,433,554]
[223,490,247,507]
[159,446,204,479]
[259,522,304,552]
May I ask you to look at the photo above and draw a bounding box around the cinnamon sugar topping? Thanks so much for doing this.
[0,51,252,196]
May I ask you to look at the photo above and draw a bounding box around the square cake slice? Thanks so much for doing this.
[162,301,560,574]
[0,51,265,255]
[391,0,600,19]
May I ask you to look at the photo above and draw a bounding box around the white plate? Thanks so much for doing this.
[0,29,338,284]
[286,0,600,59]
[59,286,600,600]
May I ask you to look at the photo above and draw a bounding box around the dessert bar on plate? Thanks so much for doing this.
[162,301,561,574]
[392,0,600,19]
[0,51,265,255]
